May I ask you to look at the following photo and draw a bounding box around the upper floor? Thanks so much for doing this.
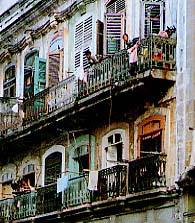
[0,0,177,140]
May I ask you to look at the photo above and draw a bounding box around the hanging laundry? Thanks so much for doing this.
[57,175,68,193]
[88,170,98,191]
[12,103,18,113]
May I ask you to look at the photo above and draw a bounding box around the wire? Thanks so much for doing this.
[108,86,112,132]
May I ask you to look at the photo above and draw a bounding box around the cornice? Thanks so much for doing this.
[0,0,97,63]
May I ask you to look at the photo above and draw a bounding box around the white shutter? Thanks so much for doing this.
[75,21,84,51]
[106,13,124,54]
[74,16,93,70]
[143,1,164,37]
[106,0,126,13]
[106,145,118,168]
[84,16,93,46]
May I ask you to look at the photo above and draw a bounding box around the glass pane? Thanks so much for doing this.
[45,152,62,185]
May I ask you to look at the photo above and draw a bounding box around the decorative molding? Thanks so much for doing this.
[0,0,97,63]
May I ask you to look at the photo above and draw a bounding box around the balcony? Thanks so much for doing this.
[78,35,176,98]
[0,154,171,222]
[0,36,176,137]
[0,97,22,137]
[23,75,76,123]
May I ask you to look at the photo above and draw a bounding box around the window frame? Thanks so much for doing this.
[102,129,126,169]
[3,64,16,98]
[137,115,165,157]
[141,0,164,38]
[42,145,65,186]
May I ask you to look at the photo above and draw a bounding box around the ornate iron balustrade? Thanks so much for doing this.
[128,154,167,193]
[23,88,49,122]
[23,75,76,122]
[0,198,14,222]
[0,155,167,220]
[78,51,129,98]
[0,192,36,221]
[13,191,36,220]
[63,174,91,207]
[98,164,127,201]
[78,36,176,98]
[36,183,61,215]
[48,75,76,113]
[0,97,22,136]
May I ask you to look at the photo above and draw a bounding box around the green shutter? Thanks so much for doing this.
[89,135,95,171]
[34,56,46,95]
[105,13,124,54]
[68,135,96,178]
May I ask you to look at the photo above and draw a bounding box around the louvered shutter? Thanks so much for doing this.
[75,16,93,70]
[75,21,83,70]
[106,13,124,54]
[83,16,93,46]
[143,2,164,37]
[34,56,46,94]
[96,20,104,58]
[47,53,60,87]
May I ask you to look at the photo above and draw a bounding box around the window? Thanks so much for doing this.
[138,115,165,157]
[73,145,90,174]
[105,0,126,54]
[23,164,35,187]
[74,16,93,70]
[3,65,16,97]
[102,129,126,168]
[24,51,46,98]
[106,133,123,164]
[1,172,14,198]
[68,135,95,178]
[48,30,64,87]
[44,152,62,185]
[142,0,164,37]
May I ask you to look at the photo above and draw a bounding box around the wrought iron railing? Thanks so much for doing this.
[23,75,76,122]
[63,174,91,207]
[0,154,167,220]
[0,97,22,136]
[78,36,176,98]
[98,164,128,200]
[0,198,14,221]
[0,192,36,221]
[13,191,36,219]
[36,183,61,215]
[128,153,167,193]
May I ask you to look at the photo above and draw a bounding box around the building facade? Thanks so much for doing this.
[0,0,194,222]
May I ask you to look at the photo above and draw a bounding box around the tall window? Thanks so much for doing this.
[3,65,16,97]
[73,145,89,175]
[138,115,165,157]
[68,135,95,178]
[24,51,46,99]
[44,152,62,185]
[48,30,64,87]
[23,164,35,188]
[102,129,126,168]
[142,0,164,37]
[74,16,93,70]
[1,172,14,198]
[105,0,126,54]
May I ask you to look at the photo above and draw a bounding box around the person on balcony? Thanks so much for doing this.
[158,26,176,38]
[122,33,131,49]
[84,49,98,66]
[127,38,140,76]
